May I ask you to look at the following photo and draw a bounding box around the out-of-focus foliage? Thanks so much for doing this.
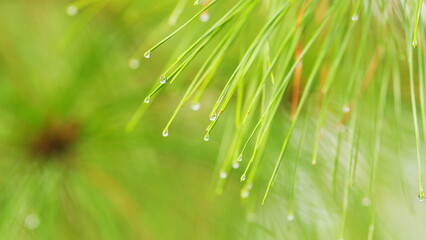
[0,1,244,239]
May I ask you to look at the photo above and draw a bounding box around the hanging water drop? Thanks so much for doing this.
[240,174,246,182]
[287,214,295,221]
[128,58,140,69]
[193,0,200,6]
[209,113,217,121]
[241,190,249,198]
[66,5,78,16]
[160,75,167,84]
[144,51,151,59]
[25,214,40,230]
[219,171,227,179]
[200,13,210,22]
[144,97,151,103]
[191,103,201,111]
[162,129,169,137]
[232,162,239,169]
[237,155,243,162]
[351,14,359,21]
[342,105,351,113]
[413,39,418,48]
[204,133,210,141]
[418,191,425,202]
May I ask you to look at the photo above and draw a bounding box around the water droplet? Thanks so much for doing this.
[160,75,167,84]
[361,197,371,206]
[240,174,246,182]
[237,155,243,162]
[204,133,210,141]
[351,14,358,21]
[191,103,201,111]
[241,190,249,198]
[418,191,425,202]
[232,162,239,169]
[219,171,227,179]
[287,214,295,221]
[342,105,351,113]
[144,97,151,103]
[25,214,40,230]
[193,0,199,6]
[413,39,418,48]
[66,5,78,16]
[200,13,210,22]
[128,58,140,69]
[144,51,151,59]
[162,129,169,137]
[209,113,217,121]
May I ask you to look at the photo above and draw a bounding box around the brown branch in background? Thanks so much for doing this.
[291,43,304,119]
[297,1,309,28]
[315,0,330,23]
[290,1,309,119]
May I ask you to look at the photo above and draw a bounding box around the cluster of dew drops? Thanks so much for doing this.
[122,0,214,140]
[64,2,368,193]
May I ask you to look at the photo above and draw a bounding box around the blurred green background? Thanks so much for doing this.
[1,0,426,239]
[0,1,246,239]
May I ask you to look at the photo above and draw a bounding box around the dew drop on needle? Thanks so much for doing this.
[241,190,249,198]
[144,51,151,59]
[25,214,40,230]
[200,13,209,22]
[66,5,78,16]
[342,105,351,113]
[191,103,201,111]
[232,162,239,169]
[204,133,210,141]
[162,129,169,137]
[418,191,425,202]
